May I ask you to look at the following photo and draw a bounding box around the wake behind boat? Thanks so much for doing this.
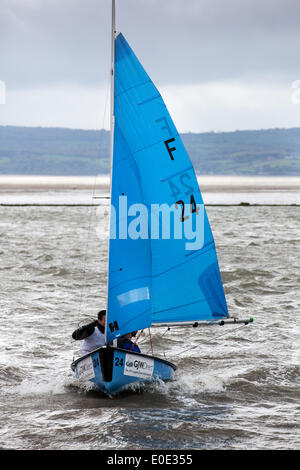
[71,0,253,396]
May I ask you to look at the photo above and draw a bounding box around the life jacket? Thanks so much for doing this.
[82,325,105,355]
[117,337,141,353]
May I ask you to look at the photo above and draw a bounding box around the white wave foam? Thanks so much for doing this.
[173,371,226,395]
[12,370,75,397]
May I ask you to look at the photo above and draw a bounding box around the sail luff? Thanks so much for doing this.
[110,0,115,131]
[105,0,116,344]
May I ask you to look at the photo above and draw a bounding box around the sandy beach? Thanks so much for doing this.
[1,175,300,192]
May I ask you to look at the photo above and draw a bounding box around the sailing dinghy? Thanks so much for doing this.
[71,1,253,396]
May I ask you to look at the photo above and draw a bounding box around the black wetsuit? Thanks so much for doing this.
[72,321,104,340]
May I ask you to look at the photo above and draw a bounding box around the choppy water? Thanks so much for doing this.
[0,193,299,450]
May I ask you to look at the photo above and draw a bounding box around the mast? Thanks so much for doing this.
[110,0,116,174]
[105,0,116,344]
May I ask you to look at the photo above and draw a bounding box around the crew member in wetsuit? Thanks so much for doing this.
[72,310,106,356]
[117,331,141,353]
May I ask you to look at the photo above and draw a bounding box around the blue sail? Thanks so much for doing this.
[106,33,228,343]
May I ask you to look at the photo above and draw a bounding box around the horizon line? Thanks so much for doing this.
[1,124,300,135]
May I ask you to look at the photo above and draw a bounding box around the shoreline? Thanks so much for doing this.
[0,202,299,207]
[0,175,300,192]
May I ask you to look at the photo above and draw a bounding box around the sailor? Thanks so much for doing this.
[117,331,141,353]
[72,310,106,356]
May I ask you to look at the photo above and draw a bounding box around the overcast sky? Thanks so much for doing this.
[1,0,300,132]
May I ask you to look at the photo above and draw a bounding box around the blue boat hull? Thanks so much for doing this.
[71,347,176,395]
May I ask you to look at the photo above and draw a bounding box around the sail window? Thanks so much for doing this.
[117,287,150,307]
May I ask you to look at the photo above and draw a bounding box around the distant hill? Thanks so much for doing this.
[1,125,300,175]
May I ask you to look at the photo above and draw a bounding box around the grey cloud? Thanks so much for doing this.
[1,0,300,90]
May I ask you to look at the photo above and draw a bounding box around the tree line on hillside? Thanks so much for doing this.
[0,126,300,175]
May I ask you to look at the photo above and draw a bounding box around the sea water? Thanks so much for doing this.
[0,176,299,450]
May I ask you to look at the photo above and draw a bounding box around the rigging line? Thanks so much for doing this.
[144,327,170,355]
[161,327,171,337]
[75,73,111,326]
[76,175,100,319]
[130,329,144,351]
[160,327,171,360]
[174,323,248,357]
[148,328,154,356]
[144,326,170,347]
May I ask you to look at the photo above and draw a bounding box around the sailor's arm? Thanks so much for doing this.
[72,321,97,340]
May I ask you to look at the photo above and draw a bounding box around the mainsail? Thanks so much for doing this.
[105,33,228,344]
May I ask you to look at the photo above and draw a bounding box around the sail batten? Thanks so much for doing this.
[106,32,228,343]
